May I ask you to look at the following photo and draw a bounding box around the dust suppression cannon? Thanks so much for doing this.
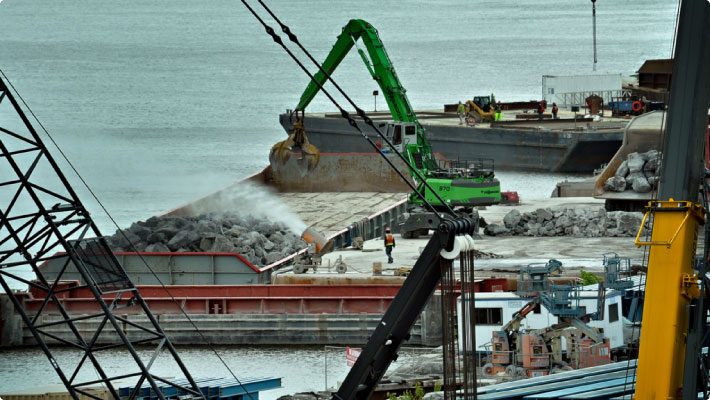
[300,225,332,254]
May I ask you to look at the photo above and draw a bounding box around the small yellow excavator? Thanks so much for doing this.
[465,96,496,123]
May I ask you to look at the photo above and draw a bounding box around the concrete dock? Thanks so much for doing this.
[305,196,646,278]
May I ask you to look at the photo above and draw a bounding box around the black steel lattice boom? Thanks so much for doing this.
[0,76,205,399]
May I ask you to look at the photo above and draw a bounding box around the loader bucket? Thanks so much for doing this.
[269,117,320,174]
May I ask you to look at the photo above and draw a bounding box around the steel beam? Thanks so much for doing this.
[0,75,204,399]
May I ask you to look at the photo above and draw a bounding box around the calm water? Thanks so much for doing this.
[0,0,677,397]
[0,344,431,398]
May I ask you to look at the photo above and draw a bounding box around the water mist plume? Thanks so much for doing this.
[185,180,308,235]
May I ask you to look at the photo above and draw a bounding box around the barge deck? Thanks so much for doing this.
[279,110,628,173]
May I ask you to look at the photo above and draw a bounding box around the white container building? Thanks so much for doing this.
[542,74,624,108]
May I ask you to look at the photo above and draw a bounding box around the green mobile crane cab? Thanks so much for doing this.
[296,19,501,237]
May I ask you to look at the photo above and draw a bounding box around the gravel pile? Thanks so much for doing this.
[484,207,644,237]
[603,150,661,193]
[107,212,307,266]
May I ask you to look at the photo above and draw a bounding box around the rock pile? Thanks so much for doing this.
[484,207,644,237]
[106,212,307,266]
[384,352,443,382]
[603,150,661,193]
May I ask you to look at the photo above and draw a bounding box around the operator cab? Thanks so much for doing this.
[383,122,417,153]
[473,96,492,113]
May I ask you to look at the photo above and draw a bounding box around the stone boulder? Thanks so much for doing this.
[604,176,626,192]
[503,209,521,229]
[535,208,553,223]
[491,207,643,238]
[144,242,170,252]
[166,230,201,251]
[615,160,629,178]
[627,152,645,173]
[106,211,307,266]
[629,173,651,193]
[484,223,509,236]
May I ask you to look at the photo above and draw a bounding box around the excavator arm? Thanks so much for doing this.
[297,20,412,123]
[295,19,437,175]
[284,19,500,222]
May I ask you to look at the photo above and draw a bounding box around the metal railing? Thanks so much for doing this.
[435,158,496,179]
[554,90,631,108]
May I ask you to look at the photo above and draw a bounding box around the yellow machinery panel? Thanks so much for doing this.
[634,200,704,399]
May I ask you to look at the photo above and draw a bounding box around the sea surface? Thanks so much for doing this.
[0,0,678,397]
[0,344,436,399]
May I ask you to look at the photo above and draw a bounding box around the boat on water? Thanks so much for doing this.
[0,155,419,347]
[0,100,635,349]
[278,109,629,173]
[1,105,635,348]
[1,105,634,348]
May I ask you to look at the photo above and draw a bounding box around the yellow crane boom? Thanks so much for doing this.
[633,0,710,398]
[634,201,704,398]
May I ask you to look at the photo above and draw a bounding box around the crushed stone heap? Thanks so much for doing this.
[603,150,661,193]
[106,212,307,266]
[485,207,644,237]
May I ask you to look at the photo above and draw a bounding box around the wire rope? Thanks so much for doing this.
[0,68,253,400]
[244,0,458,217]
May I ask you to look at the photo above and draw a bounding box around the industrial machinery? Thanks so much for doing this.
[286,19,501,238]
[516,259,563,296]
[608,95,664,117]
[602,252,635,291]
[0,75,207,399]
[466,96,496,123]
[484,260,611,379]
[485,320,611,379]
[293,225,337,273]
[631,0,710,397]
[270,110,320,172]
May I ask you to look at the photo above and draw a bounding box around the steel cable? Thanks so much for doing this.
[244,0,457,217]
[0,68,253,400]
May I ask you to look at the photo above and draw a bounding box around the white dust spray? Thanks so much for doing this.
[185,180,307,235]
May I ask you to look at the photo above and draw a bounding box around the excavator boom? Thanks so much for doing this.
[297,20,414,124]
[296,19,436,173]
[292,19,500,214]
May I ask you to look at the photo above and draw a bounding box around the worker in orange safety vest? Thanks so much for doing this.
[384,227,396,264]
